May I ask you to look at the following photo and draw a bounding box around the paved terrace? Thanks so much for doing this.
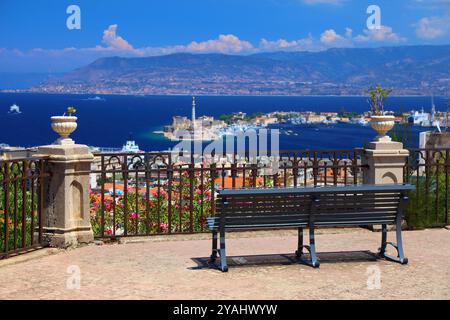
[0,228,449,300]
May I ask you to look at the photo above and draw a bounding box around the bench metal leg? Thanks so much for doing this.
[308,224,320,268]
[298,224,320,268]
[379,224,387,256]
[378,219,408,265]
[219,228,228,272]
[295,227,304,258]
[209,230,218,264]
[395,218,408,264]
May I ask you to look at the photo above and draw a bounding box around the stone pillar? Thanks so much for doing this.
[36,143,94,248]
[362,137,409,185]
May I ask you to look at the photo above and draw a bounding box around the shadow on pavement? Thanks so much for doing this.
[190,250,379,270]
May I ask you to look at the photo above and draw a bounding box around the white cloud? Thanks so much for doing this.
[320,29,353,47]
[101,24,134,51]
[185,34,254,53]
[132,34,255,56]
[259,35,317,51]
[415,15,450,39]
[354,25,406,43]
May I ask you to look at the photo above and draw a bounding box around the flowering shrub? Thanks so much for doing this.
[89,170,214,237]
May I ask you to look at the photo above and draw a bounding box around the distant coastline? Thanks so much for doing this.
[1,90,448,99]
[5,45,447,96]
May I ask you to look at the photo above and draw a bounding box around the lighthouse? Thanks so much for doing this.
[191,96,196,131]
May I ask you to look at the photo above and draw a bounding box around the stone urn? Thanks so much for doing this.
[51,116,77,145]
[370,115,395,141]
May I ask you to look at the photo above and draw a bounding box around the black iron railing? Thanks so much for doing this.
[0,157,49,259]
[404,148,450,227]
[89,149,364,237]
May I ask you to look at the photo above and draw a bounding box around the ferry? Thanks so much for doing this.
[408,107,430,126]
[122,136,141,153]
[8,104,21,114]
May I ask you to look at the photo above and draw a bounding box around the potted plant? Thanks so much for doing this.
[367,85,395,141]
[51,106,78,144]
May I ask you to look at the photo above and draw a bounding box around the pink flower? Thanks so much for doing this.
[130,212,140,219]
[159,223,168,230]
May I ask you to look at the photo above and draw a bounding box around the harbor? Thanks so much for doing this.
[159,96,450,143]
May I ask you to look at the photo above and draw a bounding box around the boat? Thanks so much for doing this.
[349,118,368,126]
[122,135,141,153]
[322,119,337,125]
[85,96,106,101]
[408,107,430,126]
[288,117,307,125]
[358,119,369,126]
[8,104,21,114]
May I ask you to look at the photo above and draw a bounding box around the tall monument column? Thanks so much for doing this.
[192,96,196,131]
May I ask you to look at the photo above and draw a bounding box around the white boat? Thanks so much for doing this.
[289,117,306,125]
[358,119,368,126]
[349,118,368,126]
[322,119,337,125]
[408,107,430,126]
[122,136,140,153]
[8,104,21,114]
[85,96,106,101]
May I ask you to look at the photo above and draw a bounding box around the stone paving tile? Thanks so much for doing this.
[0,228,448,300]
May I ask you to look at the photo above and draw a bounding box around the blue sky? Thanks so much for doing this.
[0,0,449,72]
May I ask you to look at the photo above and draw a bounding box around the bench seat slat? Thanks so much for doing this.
[212,185,413,230]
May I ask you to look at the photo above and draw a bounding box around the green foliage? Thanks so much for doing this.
[66,106,77,116]
[248,112,265,119]
[219,114,234,124]
[367,84,392,115]
[404,157,449,229]
[337,110,359,118]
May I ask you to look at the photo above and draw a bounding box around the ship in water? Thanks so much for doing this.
[408,96,441,129]
[8,104,22,114]
[122,134,141,153]
[84,96,106,101]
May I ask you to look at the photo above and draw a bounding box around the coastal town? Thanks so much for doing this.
[161,96,450,141]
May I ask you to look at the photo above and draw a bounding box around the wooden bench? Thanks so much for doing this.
[207,184,414,272]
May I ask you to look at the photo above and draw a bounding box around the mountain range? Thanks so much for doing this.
[28,45,450,96]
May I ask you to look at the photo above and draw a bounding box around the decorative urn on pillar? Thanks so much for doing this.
[362,85,409,186]
[370,114,396,141]
[51,106,77,145]
[367,85,395,141]
[36,105,95,248]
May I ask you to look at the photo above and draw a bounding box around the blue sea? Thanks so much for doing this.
[0,93,447,151]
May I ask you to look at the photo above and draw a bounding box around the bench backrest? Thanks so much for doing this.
[216,184,413,228]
